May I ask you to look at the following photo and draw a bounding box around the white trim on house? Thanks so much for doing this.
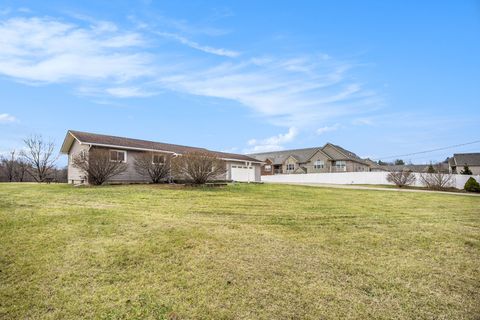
[109,149,127,163]
[83,141,177,155]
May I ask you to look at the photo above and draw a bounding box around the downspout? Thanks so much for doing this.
[169,153,179,183]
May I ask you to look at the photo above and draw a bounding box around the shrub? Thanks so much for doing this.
[460,165,473,175]
[386,170,416,187]
[72,148,127,185]
[172,151,226,185]
[464,177,480,192]
[134,152,171,183]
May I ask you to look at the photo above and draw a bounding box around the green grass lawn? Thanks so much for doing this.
[1,183,479,319]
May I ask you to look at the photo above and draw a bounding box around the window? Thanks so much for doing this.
[152,154,165,164]
[334,161,346,171]
[264,165,272,171]
[110,150,126,163]
[314,160,324,169]
[286,163,295,171]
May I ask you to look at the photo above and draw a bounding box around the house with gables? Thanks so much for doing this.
[248,143,371,175]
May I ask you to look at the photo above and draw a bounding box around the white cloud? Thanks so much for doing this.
[158,57,378,127]
[0,14,379,131]
[0,16,151,84]
[316,123,340,135]
[246,127,298,153]
[0,113,16,123]
[155,32,240,57]
[105,87,155,98]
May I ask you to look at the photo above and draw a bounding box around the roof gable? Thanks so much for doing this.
[248,147,320,164]
[305,148,332,162]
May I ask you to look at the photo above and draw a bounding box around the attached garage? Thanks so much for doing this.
[230,164,257,182]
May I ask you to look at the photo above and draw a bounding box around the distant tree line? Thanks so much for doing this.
[0,135,67,183]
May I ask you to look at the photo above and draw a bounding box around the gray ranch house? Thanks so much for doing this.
[60,130,262,184]
[248,143,371,175]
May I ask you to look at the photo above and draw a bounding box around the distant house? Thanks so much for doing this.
[60,130,262,184]
[379,163,449,173]
[248,143,371,174]
[363,159,387,172]
[448,153,480,175]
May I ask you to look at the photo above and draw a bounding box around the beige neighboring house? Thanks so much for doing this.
[448,153,480,175]
[60,130,262,184]
[248,143,371,174]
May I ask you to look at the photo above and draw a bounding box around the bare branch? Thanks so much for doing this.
[134,152,171,183]
[420,164,455,190]
[171,151,226,184]
[21,135,58,182]
[0,151,17,182]
[72,148,127,185]
[386,170,416,187]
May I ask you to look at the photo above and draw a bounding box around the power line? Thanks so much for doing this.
[375,139,480,160]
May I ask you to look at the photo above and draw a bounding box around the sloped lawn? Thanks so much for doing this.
[1,183,479,319]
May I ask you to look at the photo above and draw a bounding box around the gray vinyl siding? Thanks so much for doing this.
[67,144,262,184]
[105,148,158,183]
[67,140,89,183]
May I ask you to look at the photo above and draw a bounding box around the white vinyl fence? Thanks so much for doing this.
[261,172,480,190]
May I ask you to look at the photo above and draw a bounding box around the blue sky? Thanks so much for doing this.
[1,0,479,165]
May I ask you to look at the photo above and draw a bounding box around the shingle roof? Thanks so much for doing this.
[380,163,450,173]
[248,143,366,164]
[329,144,363,160]
[453,153,480,166]
[64,130,259,162]
[247,147,320,165]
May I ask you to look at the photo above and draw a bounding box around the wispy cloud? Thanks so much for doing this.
[0,14,379,135]
[316,123,340,135]
[105,87,156,98]
[155,31,240,57]
[158,57,377,127]
[246,127,298,153]
[0,16,151,85]
[0,113,16,123]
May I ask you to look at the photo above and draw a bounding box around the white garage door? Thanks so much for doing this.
[231,165,255,182]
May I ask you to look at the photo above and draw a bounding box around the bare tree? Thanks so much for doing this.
[420,164,455,190]
[134,152,170,183]
[14,158,29,182]
[172,151,226,184]
[72,148,127,185]
[386,170,416,187]
[0,151,17,182]
[21,135,57,182]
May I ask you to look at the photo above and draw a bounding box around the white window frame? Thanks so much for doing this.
[334,161,346,171]
[286,163,295,171]
[152,154,165,165]
[314,160,324,169]
[264,165,272,171]
[110,150,127,163]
